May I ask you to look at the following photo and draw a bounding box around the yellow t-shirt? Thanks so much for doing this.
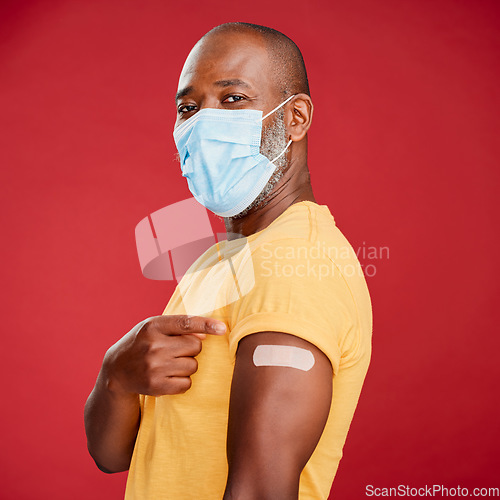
[125,200,373,499]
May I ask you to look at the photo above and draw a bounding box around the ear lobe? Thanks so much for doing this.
[287,94,313,142]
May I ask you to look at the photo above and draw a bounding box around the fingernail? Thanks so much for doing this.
[214,323,226,334]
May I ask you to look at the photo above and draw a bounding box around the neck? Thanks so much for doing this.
[223,152,316,240]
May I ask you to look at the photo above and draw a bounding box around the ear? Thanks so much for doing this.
[286,94,313,142]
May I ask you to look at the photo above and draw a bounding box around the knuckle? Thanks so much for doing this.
[187,335,202,353]
[188,357,198,374]
[139,316,159,340]
[178,315,192,332]
[145,340,161,355]
[141,346,158,366]
[178,377,192,393]
[144,315,158,330]
[178,335,201,355]
[191,337,203,356]
[160,376,190,396]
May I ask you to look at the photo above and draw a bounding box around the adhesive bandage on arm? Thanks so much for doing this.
[252,345,315,372]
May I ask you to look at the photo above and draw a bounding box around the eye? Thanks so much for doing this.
[223,95,244,103]
[177,104,197,114]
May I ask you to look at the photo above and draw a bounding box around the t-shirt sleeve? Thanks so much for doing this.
[227,238,355,375]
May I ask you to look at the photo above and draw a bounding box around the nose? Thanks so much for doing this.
[198,95,222,110]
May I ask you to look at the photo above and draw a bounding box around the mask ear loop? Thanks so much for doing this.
[261,93,297,121]
[270,139,293,164]
[262,94,297,164]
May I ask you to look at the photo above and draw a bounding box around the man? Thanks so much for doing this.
[85,22,372,499]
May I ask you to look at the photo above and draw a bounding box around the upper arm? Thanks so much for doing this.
[223,331,333,500]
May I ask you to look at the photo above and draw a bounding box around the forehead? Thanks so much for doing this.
[177,31,275,95]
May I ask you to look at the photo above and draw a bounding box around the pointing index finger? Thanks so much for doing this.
[159,314,226,336]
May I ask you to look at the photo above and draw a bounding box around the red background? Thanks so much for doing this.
[1,1,499,498]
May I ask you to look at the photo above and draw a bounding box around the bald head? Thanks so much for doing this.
[201,22,310,100]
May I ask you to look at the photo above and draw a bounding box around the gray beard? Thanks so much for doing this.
[227,108,289,220]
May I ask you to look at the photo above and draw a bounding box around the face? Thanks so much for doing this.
[174,30,291,216]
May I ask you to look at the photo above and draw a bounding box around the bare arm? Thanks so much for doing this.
[84,315,226,473]
[84,360,141,473]
[223,331,333,500]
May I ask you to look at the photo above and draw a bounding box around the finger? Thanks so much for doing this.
[164,356,199,377]
[168,334,203,358]
[158,376,192,396]
[155,315,226,336]
[191,333,206,340]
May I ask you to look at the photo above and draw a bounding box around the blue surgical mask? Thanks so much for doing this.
[173,94,295,217]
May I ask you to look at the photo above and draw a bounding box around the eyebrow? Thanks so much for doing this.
[214,79,251,89]
[175,79,252,103]
[175,86,193,102]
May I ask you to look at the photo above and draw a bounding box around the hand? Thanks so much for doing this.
[103,315,226,397]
